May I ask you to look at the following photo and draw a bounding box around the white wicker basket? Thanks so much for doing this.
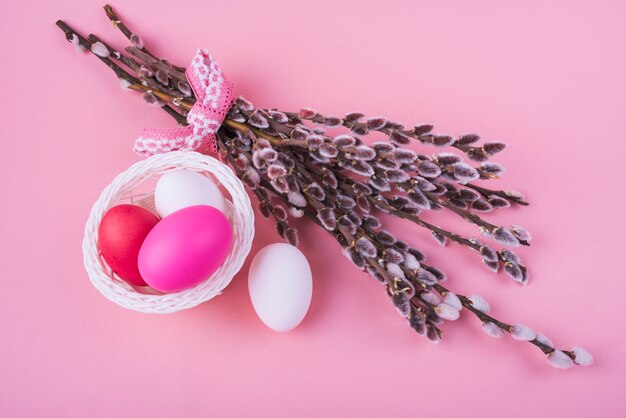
[83,151,255,314]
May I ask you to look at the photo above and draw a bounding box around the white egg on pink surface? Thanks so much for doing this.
[248,243,312,332]
[155,169,228,217]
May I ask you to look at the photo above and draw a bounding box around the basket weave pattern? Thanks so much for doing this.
[83,151,254,313]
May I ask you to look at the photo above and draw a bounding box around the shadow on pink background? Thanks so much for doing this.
[1,0,625,416]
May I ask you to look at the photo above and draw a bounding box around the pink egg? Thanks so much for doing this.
[138,205,233,293]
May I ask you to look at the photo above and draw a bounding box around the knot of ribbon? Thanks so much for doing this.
[134,50,234,157]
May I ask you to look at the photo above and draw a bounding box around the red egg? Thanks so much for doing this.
[98,204,160,286]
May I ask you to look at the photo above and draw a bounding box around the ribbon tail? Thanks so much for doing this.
[134,126,195,157]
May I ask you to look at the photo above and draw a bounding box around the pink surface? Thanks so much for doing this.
[1,1,625,416]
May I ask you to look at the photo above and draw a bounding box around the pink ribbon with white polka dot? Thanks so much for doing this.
[134,50,234,156]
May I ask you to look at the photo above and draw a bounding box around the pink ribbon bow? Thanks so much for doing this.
[134,50,234,156]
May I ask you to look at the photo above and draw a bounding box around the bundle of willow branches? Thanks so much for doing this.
[56,5,592,369]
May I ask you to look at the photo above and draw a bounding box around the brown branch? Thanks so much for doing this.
[103,4,186,73]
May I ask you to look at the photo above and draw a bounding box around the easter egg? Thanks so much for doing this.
[248,243,312,332]
[138,205,233,293]
[155,169,228,217]
[98,204,159,286]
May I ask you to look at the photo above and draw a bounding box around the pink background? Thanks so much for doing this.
[2,0,625,416]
